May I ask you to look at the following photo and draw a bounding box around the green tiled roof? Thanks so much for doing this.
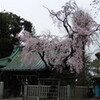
[0,47,20,67]
[1,47,45,71]
[0,57,10,67]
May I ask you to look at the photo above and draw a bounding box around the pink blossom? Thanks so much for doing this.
[18,0,100,73]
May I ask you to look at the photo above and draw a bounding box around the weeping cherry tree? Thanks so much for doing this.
[18,0,100,74]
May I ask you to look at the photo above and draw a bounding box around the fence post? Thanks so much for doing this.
[57,80,60,100]
[38,80,41,100]
[37,85,40,100]
[23,85,27,100]
[67,85,71,100]
[0,81,4,99]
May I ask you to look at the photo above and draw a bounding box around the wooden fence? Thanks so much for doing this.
[23,85,90,100]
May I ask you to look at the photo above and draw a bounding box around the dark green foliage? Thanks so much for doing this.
[39,68,76,85]
[76,71,91,86]
[0,38,13,58]
[58,70,76,85]
[24,20,32,32]
[0,11,35,58]
[91,59,99,68]
[76,55,93,86]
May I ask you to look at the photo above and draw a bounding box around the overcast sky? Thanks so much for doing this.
[0,0,94,35]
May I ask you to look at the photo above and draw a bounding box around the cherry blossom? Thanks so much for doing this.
[18,0,100,73]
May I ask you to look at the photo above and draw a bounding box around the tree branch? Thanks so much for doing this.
[43,6,63,22]
[38,52,49,69]
[63,18,70,36]
[62,44,75,68]
[48,59,54,69]
[96,24,100,31]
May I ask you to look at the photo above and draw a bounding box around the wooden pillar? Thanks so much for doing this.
[57,80,60,100]
[38,79,40,100]
[0,81,4,99]
[67,85,71,100]
[23,85,27,100]
[23,78,28,100]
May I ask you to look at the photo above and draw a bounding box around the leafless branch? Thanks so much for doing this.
[43,5,63,22]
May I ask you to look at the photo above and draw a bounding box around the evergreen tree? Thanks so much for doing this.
[0,11,35,58]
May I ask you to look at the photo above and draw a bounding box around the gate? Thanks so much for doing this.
[23,85,68,100]
[23,85,90,100]
[23,78,89,100]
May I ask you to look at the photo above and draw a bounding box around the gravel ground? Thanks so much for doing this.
[1,97,99,100]
[2,97,23,100]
